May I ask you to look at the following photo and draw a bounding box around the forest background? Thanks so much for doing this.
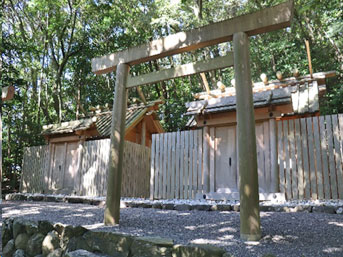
[1,0,343,193]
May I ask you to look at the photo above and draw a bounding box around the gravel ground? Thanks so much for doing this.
[2,201,343,257]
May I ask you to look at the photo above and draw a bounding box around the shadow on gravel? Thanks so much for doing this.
[2,201,343,257]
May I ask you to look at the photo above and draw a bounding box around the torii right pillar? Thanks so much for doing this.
[234,32,261,241]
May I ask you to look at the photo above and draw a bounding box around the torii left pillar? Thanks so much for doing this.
[104,63,130,225]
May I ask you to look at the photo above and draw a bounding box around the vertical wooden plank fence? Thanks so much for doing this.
[278,114,343,200]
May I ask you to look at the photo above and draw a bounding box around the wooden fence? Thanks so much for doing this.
[278,114,343,200]
[150,129,205,200]
[21,140,151,198]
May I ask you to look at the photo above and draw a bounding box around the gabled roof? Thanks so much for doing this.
[42,101,163,137]
[185,71,335,117]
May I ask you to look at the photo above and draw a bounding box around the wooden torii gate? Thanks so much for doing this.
[1,86,15,200]
[92,1,294,241]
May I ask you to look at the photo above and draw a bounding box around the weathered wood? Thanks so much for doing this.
[175,132,181,198]
[171,132,176,198]
[200,72,211,94]
[313,116,324,199]
[1,85,15,101]
[277,121,285,194]
[319,116,331,198]
[127,54,234,88]
[192,130,198,198]
[326,115,338,199]
[234,32,261,241]
[162,133,168,199]
[197,129,203,193]
[332,115,343,198]
[294,119,304,199]
[256,123,265,191]
[150,134,156,199]
[306,118,317,199]
[289,120,298,199]
[263,121,271,193]
[180,131,185,199]
[104,63,129,225]
[188,130,194,199]
[184,131,190,199]
[300,118,310,199]
[209,127,215,193]
[92,1,293,74]
[269,119,278,193]
[166,133,172,198]
[283,120,292,199]
[203,127,210,193]
[338,114,343,197]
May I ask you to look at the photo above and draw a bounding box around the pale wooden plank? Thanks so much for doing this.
[306,117,317,199]
[159,134,164,199]
[192,130,198,198]
[171,132,176,199]
[289,120,298,199]
[283,120,292,199]
[332,115,343,198]
[300,118,310,199]
[269,119,278,192]
[162,133,168,199]
[319,116,331,199]
[175,132,181,199]
[294,119,304,199]
[150,134,156,199]
[198,129,203,193]
[337,114,343,197]
[263,121,271,192]
[184,131,190,199]
[256,123,265,192]
[312,116,324,199]
[277,121,285,194]
[209,127,216,193]
[180,131,185,199]
[326,115,338,199]
[188,130,194,199]
[166,133,172,198]
[203,127,209,193]
[154,134,160,198]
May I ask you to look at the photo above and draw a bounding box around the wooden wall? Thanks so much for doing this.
[21,140,151,198]
[278,114,343,200]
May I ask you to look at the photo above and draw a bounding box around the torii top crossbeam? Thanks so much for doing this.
[92,1,293,75]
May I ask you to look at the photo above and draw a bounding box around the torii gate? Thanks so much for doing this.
[92,1,294,241]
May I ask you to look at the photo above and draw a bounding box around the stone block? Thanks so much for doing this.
[215,205,232,212]
[3,239,15,257]
[83,231,132,257]
[66,237,92,252]
[27,195,44,202]
[67,197,84,204]
[26,233,45,257]
[336,207,343,214]
[47,248,63,257]
[38,221,54,235]
[152,203,162,209]
[232,205,240,212]
[42,231,61,256]
[162,204,175,210]
[172,244,225,257]
[64,250,108,257]
[13,219,28,239]
[131,237,173,257]
[15,233,30,250]
[2,218,14,247]
[25,220,39,235]
[175,205,191,211]
[312,206,336,214]
[192,205,211,211]
[13,249,26,257]
[62,226,88,240]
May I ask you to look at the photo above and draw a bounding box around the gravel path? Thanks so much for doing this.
[3,201,343,257]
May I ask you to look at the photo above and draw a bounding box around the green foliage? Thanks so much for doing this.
[2,0,343,192]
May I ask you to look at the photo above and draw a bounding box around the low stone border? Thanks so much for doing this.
[5,193,343,215]
[3,217,229,257]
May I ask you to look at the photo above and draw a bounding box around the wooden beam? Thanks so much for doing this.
[126,54,234,88]
[199,73,211,94]
[2,86,15,101]
[92,1,293,74]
